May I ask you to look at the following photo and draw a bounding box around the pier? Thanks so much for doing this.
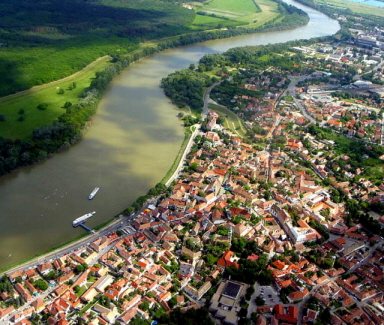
[78,223,93,232]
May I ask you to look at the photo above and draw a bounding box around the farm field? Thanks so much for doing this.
[0,56,112,139]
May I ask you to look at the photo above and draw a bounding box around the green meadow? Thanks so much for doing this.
[0,56,111,139]
[193,0,281,28]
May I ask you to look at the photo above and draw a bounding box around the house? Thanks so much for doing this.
[274,304,298,323]
[217,250,240,269]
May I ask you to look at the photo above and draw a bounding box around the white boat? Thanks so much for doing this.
[73,211,96,227]
[88,187,100,200]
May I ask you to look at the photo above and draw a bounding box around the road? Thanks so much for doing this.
[349,240,382,274]
[354,59,384,80]
[165,124,200,187]
[286,75,316,124]
[296,277,332,325]
[202,81,221,118]
[0,210,140,278]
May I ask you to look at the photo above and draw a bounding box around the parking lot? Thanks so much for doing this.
[259,285,281,305]
[248,284,283,316]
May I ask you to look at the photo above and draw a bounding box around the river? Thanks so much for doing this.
[0,0,339,271]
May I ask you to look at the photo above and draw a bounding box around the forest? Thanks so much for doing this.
[0,0,195,96]
[160,69,215,111]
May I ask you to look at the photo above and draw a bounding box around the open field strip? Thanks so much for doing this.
[201,9,243,18]
[315,0,384,16]
[243,0,280,25]
[195,0,263,24]
[204,0,259,13]
[191,14,247,28]
[0,56,112,139]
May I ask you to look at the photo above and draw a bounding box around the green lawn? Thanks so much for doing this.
[0,56,111,139]
[75,285,87,297]
[208,103,247,137]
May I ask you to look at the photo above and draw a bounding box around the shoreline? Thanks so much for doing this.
[0,1,325,274]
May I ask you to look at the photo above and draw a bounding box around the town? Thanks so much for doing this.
[1,18,384,325]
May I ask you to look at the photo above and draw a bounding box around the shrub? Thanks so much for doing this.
[37,103,48,110]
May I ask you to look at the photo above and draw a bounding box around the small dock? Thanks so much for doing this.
[75,222,95,233]
[78,223,92,232]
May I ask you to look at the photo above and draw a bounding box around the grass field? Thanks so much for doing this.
[0,56,111,139]
[192,14,247,29]
[208,103,247,137]
[204,0,259,14]
[192,0,280,28]
[247,0,281,26]
[315,0,384,16]
[363,164,384,181]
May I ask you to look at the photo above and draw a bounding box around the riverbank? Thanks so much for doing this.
[0,0,340,271]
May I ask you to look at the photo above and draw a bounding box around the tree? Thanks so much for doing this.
[139,301,150,311]
[74,264,88,274]
[18,109,25,115]
[255,295,265,305]
[63,101,72,108]
[205,254,218,266]
[36,103,48,110]
[168,296,178,308]
[34,279,48,291]
[245,286,255,300]
[57,88,65,94]
[320,258,334,269]
[124,206,135,215]
[0,114,5,121]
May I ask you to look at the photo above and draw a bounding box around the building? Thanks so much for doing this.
[209,280,248,325]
